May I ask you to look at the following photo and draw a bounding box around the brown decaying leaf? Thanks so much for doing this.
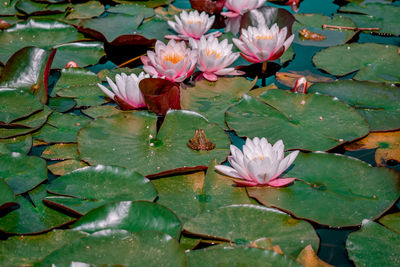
[154,5,183,21]
[299,28,326,41]
[275,71,333,89]
[345,131,400,166]
[0,19,11,30]
[249,237,284,255]
[296,245,333,267]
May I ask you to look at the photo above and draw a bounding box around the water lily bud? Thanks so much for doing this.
[65,61,79,68]
[291,76,308,94]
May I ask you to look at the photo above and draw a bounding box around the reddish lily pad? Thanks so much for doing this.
[184,204,319,257]
[44,165,157,215]
[78,110,230,176]
[247,152,400,227]
[226,90,369,151]
[41,143,78,160]
[48,159,88,176]
[72,201,182,239]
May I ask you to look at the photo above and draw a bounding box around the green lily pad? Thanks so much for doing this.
[14,0,69,15]
[0,185,75,234]
[226,90,369,151]
[79,13,144,42]
[33,112,91,144]
[0,19,85,63]
[247,152,400,227]
[0,47,55,103]
[39,230,186,267]
[112,0,173,8]
[48,97,76,112]
[153,161,252,223]
[292,14,357,47]
[187,246,302,267]
[0,89,43,124]
[0,0,17,16]
[65,1,104,20]
[44,165,157,215]
[74,96,106,107]
[184,204,319,257]
[309,80,400,131]
[78,110,230,176]
[81,105,122,119]
[0,153,47,195]
[0,179,16,210]
[0,134,32,154]
[378,212,400,234]
[72,201,182,239]
[52,41,105,69]
[339,3,400,36]
[346,219,400,267]
[0,105,52,139]
[137,17,171,40]
[0,230,88,266]
[180,77,256,127]
[48,159,88,176]
[41,143,78,160]
[107,3,154,18]
[313,43,400,83]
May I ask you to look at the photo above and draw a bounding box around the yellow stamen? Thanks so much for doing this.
[163,53,184,64]
[205,48,222,58]
[186,20,203,25]
[257,156,265,160]
[256,35,275,40]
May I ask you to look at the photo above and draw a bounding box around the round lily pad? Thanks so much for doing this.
[44,165,157,215]
[309,80,400,131]
[346,219,400,267]
[0,153,47,195]
[180,77,256,127]
[0,179,16,210]
[187,246,301,267]
[225,90,369,151]
[39,230,186,267]
[0,230,88,266]
[313,43,400,83]
[0,134,32,154]
[247,152,400,227]
[72,201,182,239]
[78,110,230,176]
[184,204,319,257]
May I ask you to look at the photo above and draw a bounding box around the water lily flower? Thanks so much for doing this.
[233,23,294,63]
[222,0,265,34]
[97,72,148,109]
[286,0,300,12]
[141,39,197,83]
[189,36,244,81]
[215,137,299,187]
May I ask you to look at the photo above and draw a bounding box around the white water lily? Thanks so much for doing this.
[215,137,299,187]
[97,72,148,109]
[166,10,219,41]
[189,36,244,81]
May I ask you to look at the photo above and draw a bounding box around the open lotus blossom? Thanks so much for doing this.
[222,0,265,34]
[233,23,294,63]
[189,36,244,81]
[97,72,148,109]
[166,10,220,41]
[215,137,299,187]
[141,39,197,83]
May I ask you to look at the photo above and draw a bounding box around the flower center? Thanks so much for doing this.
[255,35,275,40]
[205,48,222,58]
[185,19,203,25]
[163,52,184,64]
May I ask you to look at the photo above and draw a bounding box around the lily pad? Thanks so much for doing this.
[0,179,16,210]
[48,97,76,112]
[107,3,154,18]
[247,152,400,227]
[78,110,230,176]
[137,17,171,40]
[379,212,400,234]
[0,185,75,234]
[33,112,91,144]
[0,0,17,16]
[0,134,32,154]
[180,77,256,127]
[0,230,89,266]
[292,14,357,47]
[65,1,104,20]
[72,201,182,239]
[81,105,122,119]
[225,90,369,151]
[14,0,69,15]
[41,143,78,160]
[112,0,173,8]
[48,159,88,176]
[187,246,302,267]
[44,165,157,215]
[308,80,400,131]
[184,204,319,257]
[152,161,252,222]
[313,43,400,83]
[39,230,186,267]
[0,19,85,63]
[0,153,47,195]
[346,219,400,267]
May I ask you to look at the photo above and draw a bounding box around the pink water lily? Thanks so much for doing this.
[141,39,197,83]
[189,36,244,81]
[215,137,299,187]
[97,72,148,109]
[222,0,265,34]
[166,10,220,41]
[233,23,294,63]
